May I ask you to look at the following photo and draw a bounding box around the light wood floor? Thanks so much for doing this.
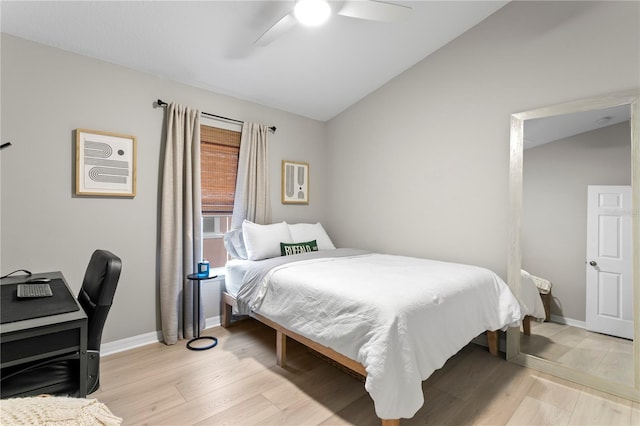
[93,319,639,425]
[521,321,634,386]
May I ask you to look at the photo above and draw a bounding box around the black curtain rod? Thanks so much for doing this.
[156,99,276,133]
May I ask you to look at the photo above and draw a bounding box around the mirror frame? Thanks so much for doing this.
[507,91,640,402]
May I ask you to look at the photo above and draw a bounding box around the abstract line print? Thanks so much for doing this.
[282,160,308,204]
[76,129,136,196]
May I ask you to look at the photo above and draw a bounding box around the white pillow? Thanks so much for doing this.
[242,220,293,260]
[288,223,336,250]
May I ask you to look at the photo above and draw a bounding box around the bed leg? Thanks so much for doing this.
[221,299,232,328]
[276,330,287,367]
[221,292,237,328]
[486,330,498,356]
[381,419,400,426]
[522,316,531,336]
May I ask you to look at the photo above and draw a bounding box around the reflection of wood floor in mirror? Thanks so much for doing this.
[520,320,634,386]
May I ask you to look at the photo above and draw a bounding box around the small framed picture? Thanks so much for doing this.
[282,160,309,204]
[75,129,137,197]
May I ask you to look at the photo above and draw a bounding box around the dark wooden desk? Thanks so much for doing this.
[0,271,88,397]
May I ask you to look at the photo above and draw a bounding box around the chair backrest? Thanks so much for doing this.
[77,249,122,351]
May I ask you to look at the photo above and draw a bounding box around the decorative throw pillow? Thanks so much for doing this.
[242,220,293,260]
[280,240,318,256]
[288,223,336,250]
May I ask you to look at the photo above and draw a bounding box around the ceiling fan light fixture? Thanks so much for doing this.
[294,0,331,26]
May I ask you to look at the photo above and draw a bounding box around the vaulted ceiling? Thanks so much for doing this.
[1,1,509,121]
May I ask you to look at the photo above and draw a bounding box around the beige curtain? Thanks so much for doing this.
[231,123,271,228]
[159,103,203,345]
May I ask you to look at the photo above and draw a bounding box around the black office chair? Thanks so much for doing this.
[1,249,122,398]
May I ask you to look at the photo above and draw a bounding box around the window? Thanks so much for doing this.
[201,124,241,214]
[200,123,241,267]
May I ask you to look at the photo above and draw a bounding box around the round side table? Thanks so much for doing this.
[186,272,219,351]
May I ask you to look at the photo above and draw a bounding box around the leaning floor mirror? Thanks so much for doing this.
[506,91,639,402]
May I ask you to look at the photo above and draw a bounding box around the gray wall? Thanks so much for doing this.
[2,1,639,345]
[523,122,631,322]
[0,35,328,343]
[326,1,639,279]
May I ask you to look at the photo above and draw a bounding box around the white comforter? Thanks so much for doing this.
[520,270,547,320]
[237,252,522,419]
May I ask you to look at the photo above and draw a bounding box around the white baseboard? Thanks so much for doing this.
[549,314,586,329]
[101,315,221,356]
[206,316,221,330]
[101,330,163,356]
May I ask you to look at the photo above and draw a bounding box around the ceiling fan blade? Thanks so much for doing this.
[254,12,297,47]
[338,0,412,22]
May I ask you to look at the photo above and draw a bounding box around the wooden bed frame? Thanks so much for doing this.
[221,291,499,426]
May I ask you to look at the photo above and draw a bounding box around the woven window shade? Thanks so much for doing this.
[200,125,241,214]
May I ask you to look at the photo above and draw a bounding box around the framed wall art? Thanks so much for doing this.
[75,129,137,197]
[281,160,309,204]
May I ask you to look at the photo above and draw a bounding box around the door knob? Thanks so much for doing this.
[589,260,597,266]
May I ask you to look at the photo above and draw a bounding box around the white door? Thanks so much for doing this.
[586,185,633,340]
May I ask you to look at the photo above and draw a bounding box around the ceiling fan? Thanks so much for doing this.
[255,0,412,47]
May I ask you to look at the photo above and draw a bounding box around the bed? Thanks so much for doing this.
[221,221,523,425]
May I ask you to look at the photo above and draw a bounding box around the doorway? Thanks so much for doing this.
[586,185,633,339]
